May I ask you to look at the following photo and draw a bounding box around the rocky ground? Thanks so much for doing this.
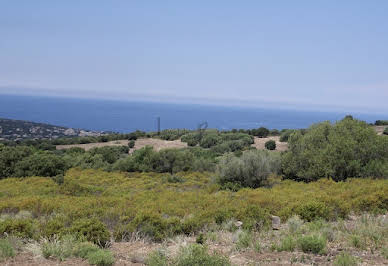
[2,214,387,265]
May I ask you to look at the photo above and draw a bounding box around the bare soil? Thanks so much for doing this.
[251,136,288,152]
[56,138,187,153]
[374,126,386,135]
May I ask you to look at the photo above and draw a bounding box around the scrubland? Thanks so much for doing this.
[0,169,387,265]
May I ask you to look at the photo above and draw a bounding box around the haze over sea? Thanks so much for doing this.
[0,94,385,133]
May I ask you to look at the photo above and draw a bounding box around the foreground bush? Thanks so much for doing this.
[0,238,15,261]
[69,218,110,247]
[0,169,387,240]
[175,244,230,266]
[282,118,388,182]
[41,235,114,265]
[333,252,358,266]
[298,235,326,254]
[217,150,280,188]
[0,218,35,239]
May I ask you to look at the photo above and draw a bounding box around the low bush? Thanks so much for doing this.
[384,127,388,135]
[279,129,295,142]
[86,249,115,266]
[146,249,169,266]
[40,216,67,238]
[333,252,358,266]
[276,235,296,252]
[297,235,326,254]
[296,201,330,222]
[217,150,281,188]
[174,244,231,266]
[128,140,135,148]
[235,230,252,250]
[73,242,100,258]
[264,140,276,150]
[0,218,35,239]
[0,238,15,260]
[69,218,110,247]
[181,133,200,146]
[375,120,388,126]
[251,127,270,138]
[41,235,76,261]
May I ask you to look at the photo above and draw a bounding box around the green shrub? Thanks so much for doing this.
[0,238,15,260]
[269,129,280,136]
[41,217,67,238]
[181,133,200,146]
[333,252,358,266]
[128,140,135,148]
[41,235,77,261]
[297,201,330,222]
[235,230,252,250]
[265,140,276,150]
[73,242,100,258]
[14,151,68,177]
[174,244,231,266]
[279,129,295,142]
[196,233,206,245]
[128,133,138,140]
[282,118,388,182]
[239,205,270,231]
[276,235,296,252]
[146,249,169,266]
[86,249,115,266]
[251,127,270,138]
[0,218,35,239]
[69,218,110,247]
[164,174,185,183]
[200,134,221,148]
[287,215,303,234]
[375,120,388,126]
[384,127,388,135]
[217,150,281,188]
[297,235,326,254]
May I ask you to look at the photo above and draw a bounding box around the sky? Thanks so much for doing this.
[1,1,388,113]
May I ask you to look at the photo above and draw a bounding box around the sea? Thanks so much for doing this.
[0,94,385,133]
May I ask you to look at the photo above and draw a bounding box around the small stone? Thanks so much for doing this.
[271,215,281,230]
[234,221,243,227]
[131,255,146,264]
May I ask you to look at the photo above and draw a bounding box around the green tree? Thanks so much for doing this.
[217,150,280,188]
[282,118,388,182]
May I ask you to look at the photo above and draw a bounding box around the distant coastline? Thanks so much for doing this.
[0,94,385,133]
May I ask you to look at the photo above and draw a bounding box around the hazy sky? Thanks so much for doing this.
[1,1,388,113]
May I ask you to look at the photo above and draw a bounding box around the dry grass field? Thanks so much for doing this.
[56,138,187,153]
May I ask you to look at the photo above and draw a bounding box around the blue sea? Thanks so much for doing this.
[0,94,385,133]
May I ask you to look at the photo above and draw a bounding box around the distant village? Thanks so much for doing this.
[0,118,104,140]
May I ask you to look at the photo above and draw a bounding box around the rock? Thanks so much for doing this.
[271,215,281,230]
[130,255,146,264]
[234,221,243,228]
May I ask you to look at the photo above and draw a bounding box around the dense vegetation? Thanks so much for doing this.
[375,120,388,126]
[1,117,388,264]
[0,169,387,242]
[282,117,388,182]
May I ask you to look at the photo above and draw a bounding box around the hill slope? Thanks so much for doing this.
[0,117,104,140]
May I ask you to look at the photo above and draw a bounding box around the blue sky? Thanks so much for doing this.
[1,1,387,113]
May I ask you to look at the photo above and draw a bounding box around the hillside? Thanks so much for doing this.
[0,117,105,140]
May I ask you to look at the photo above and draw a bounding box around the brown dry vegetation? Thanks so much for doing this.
[56,138,187,153]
